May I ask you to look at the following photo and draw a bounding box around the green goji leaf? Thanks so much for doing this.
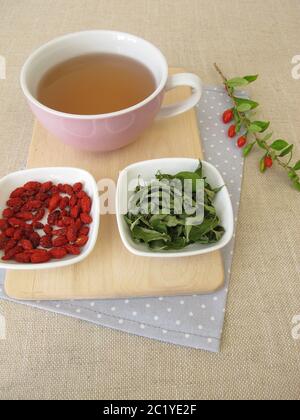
[234,97,259,111]
[270,139,289,151]
[227,77,249,88]
[279,144,294,157]
[237,103,252,112]
[249,121,270,133]
[243,75,259,83]
[293,160,300,171]
[293,181,300,191]
[260,156,267,173]
[243,142,255,157]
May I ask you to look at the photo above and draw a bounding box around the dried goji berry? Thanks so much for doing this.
[33,208,45,222]
[59,196,69,210]
[70,205,80,219]
[40,181,53,193]
[50,186,59,195]
[80,213,93,224]
[53,236,68,247]
[50,247,67,259]
[48,193,61,211]
[30,250,51,264]
[2,246,23,260]
[47,210,61,225]
[80,196,92,213]
[24,223,33,233]
[35,192,49,202]
[2,208,14,218]
[0,219,9,230]
[8,218,25,228]
[58,183,65,192]
[7,197,23,208]
[61,216,73,226]
[10,187,26,198]
[13,229,24,241]
[0,235,8,250]
[75,235,88,247]
[69,195,77,207]
[5,239,17,252]
[65,244,81,255]
[27,200,42,210]
[33,221,44,230]
[73,182,83,193]
[52,228,66,237]
[20,239,33,250]
[40,235,53,249]
[79,226,90,236]
[16,211,33,221]
[76,191,87,199]
[75,218,83,230]
[66,226,77,243]
[5,227,15,238]
[24,181,41,191]
[14,252,31,263]
[29,232,41,248]
[63,184,73,195]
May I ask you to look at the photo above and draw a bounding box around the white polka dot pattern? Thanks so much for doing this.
[0,86,245,353]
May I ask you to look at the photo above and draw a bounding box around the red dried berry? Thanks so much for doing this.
[222,109,234,124]
[264,156,273,168]
[24,181,41,191]
[48,193,61,211]
[61,216,73,226]
[29,232,41,248]
[33,221,44,230]
[13,229,24,241]
[0,235,9,250]
[3,246,23,260]
[52,228,66,237]
[20,239,33,250]
[14,253,31,263]
[237,136,247,148]
[81,196,92,213]
[16,211,33,221]
[27,200,42,210]
[30,250,51,264]
[79,226,90,236]
[63,184,73,196]
[75,218,83,230]
[58,183,65,192]
[47,210,61,226]
[0,219,9,231]
[10,187,26,198]
[228,125,236,138]
[7,197,23,208]
[53,236,68,247]
[5,239,17,252]
[75,235,88,247]
[66,226,77,243]
[40,235,53,249]
[65,244,81,255]
[8,218,25,228]
[2,208,14,219]
[80,213,92,224]
[5,227,15,238]
[40,181,53,193]
[76,191,87,199]
[59,196,69,210]
[50,247,67,259]
[69,195,77,207]
[33,208,45,222]
[70,205,80,219]
[35,192,49,202]
[73,182,83,193]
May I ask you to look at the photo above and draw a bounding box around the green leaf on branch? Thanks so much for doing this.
[243,75,259,83]
[260,156,267,173]
[248,121,270,133]
[243,142,255,157]
[293,181,300,191]
[234,97,259,111]
[237,103,253,112]
[227,77,249,88]
[270,139,289,151]
[288,170,298,181]
[293,161,300,171]
[279,144,294,157]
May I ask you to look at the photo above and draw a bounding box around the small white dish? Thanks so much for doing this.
[116,158,234,258]
[0,167,100,270]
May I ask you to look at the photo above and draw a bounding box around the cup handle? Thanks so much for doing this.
[156,73,203,120]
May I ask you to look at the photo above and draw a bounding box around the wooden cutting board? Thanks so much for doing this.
[5,68,224,300]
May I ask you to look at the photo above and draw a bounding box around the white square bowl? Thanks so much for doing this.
[0,167,100,270]
[116,158,234,258]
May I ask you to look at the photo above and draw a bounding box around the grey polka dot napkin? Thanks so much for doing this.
[0,86,245,353]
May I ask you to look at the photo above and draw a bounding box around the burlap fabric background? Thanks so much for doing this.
[0,0,300,400]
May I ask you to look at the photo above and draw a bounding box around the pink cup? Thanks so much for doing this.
[20,31,202,152]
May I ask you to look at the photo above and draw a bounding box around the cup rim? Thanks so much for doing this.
[20,30,168,120]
